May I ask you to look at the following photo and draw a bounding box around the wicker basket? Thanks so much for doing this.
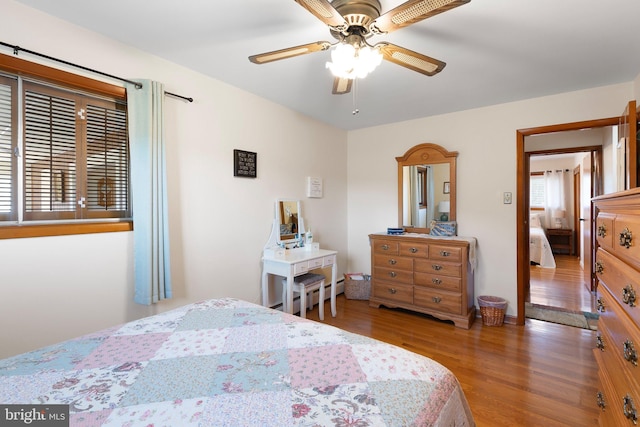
[344,274,371,300]
[477,295,507,326]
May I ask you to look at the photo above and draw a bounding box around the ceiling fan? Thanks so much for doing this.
[249,0,471,95]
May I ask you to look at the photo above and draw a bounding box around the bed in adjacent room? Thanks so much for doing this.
[530,214,556,268]
[0,298,475,426]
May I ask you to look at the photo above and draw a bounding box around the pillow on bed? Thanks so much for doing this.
[530,214,542,228]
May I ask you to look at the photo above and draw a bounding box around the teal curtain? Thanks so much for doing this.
[126,80,172,305]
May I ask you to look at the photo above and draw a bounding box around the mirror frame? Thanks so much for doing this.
[276,199,305,246]
[397,143,458,231]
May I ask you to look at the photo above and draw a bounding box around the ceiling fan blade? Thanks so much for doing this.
[377,43,446,76]
[332,77,352,95]
[249,41,331,64]
[294,0,348,29]
[372,0,470,34]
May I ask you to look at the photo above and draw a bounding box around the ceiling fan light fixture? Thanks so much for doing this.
[326,43,382,79]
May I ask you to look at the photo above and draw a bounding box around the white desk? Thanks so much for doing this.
[262,248,338,317]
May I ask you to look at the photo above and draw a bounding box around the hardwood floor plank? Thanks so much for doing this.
[529,254,597,313]
[305,295,599,426]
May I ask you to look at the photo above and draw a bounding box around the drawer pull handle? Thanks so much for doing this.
[410,247,418,253]
[432,264,443,271]
[624,339,638,366]
[388,271,397,278]
[620,227,633,249]
[597,223,607,238]
[388,259,397,265]
[596,391,606,411]
[440,250,450,257]
[381,244,390,251]
[596,335,605,351]
[388,288,397,294]
[595,260,604,274]
[432,278,442,285]
[623,285,637,308]
[597,297,606,313]
[624,394,638,424]
[432,297,442,303]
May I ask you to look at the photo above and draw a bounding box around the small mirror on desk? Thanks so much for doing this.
[264,199,309,255]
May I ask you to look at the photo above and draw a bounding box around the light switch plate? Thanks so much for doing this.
[503,192,512,204]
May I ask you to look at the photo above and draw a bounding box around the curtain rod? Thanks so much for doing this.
[0,41,193,102]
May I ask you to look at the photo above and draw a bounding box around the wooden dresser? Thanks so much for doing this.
[593,188,640,425]
[368,233,475,329]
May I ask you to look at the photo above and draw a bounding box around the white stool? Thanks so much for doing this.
[286,273,325,320]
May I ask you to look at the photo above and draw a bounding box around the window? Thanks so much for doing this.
[530,172,545,209]
[0,53,132,238]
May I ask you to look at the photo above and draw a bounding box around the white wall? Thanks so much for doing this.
[347,82,635,317]
[0,1,348,358]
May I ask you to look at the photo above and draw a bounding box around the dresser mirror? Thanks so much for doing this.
[397,143,457,231]
[277,199,306,246]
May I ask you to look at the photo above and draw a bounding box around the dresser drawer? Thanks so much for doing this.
[414,272,461,292]
[414,288,462,315]
[414,259,462,278]
[598,287,640,380]
[399,242,429,258]
[373,266,413,284]
[595,350,640,426]
[595,212,615,252]
[614,214,640,263]
[429,245,462,262]
[373,281,413,304]
[597,248,640,327]
[373,240,399,255]
[374,254,413,271]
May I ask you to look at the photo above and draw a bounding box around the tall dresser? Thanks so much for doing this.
[593,188,640,425]
[368,232,476,329]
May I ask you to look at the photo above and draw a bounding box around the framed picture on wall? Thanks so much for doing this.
[443,181,450,194]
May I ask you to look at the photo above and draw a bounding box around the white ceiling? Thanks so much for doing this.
[11,0,640,130]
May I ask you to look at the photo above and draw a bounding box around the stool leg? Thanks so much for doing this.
[299,287,306,319]
[318,281,325,320]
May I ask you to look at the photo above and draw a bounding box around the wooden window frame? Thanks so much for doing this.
[0,53,132,239]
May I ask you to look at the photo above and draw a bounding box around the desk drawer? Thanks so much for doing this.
[293,261,309,274]
[308,257,323,269]
[322,255,335,267]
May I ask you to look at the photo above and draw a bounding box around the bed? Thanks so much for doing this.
[530,214,556,268]
[0,298,475,426]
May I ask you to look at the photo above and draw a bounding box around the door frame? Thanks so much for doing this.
[516,117,618,325]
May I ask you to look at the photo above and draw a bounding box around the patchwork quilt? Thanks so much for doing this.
[0,298,475,426]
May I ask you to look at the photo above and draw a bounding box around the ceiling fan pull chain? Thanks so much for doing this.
[352,79,359,115]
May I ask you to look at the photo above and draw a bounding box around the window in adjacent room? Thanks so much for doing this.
[530,171,545,210]
[0,55,131,238]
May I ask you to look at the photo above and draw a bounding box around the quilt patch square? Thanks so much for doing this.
[203,390,291,427]
[209,350,289,395]
[152,329,230,360]
[288,344,365,389]
[75,333,170,369]
[222,323,287,353]
[104,397,207,426]
[0,339,103,376]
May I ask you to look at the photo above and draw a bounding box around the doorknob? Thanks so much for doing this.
[579,218,585,221]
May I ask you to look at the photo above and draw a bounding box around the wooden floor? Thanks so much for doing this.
[529,254,598,313]
[306,295,600,427]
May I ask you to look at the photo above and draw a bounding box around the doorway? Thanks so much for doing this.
[527,149,598,315]
[516,117,620,325]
